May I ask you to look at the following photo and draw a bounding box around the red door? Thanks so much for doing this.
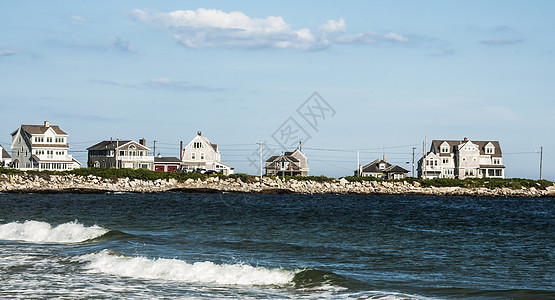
[155,165,165,172]
[167,166,178,172]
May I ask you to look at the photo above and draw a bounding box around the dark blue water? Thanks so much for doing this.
[1,193,553,299]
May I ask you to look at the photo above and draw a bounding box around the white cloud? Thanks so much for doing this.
[90,78,226,92]
[130,8,410,50]
[109,37,135,53]
[480,38,523,46]
[131,8,315,49]
[0,48,20,56]
[69,15,88,26]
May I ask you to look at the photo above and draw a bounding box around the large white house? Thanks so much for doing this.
[181,131,234,175]
[10,121,81,171]
[418,138,505,179]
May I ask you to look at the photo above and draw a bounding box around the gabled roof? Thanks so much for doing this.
[431,139,503,157]
[1,146,11,159]
[87,140,132,151]
[361,159,392,173]
[361,159,408,174]
[384,164,409,173]
[20,124,67,135]
[266,154,299,163]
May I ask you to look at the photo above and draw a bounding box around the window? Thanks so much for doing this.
[140,163,149,169]
[495,169,502,176]
[493,158,501,165]
[486,147,494,154]
[46,137,53,143]
[462,157,467,162]
[138,151,144,156]
[465,169,475,176]
[129,145,136,149]
[34,137,44,143]
[379,163,385,170]
[442,158,449,164]
[441,146,449,153]
[200,152,205,160]
[193,142,203,149]
[191,153,196,160]
[55,137,65,143]
[119,150,125,156]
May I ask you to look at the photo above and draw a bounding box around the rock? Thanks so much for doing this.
[339,178,349,186]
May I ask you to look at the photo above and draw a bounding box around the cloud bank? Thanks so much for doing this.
[90,78,226,92]
[0,48,21,56]
[130,8,410,50]
[480,38,523,46]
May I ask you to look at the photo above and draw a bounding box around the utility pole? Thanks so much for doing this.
[540,146,543,180]
[422,137,427,179]
[357,150,360,176]
[153,140,157,157]
[116,132,119,169]
[412,147,416,177]
[259,140,263,177]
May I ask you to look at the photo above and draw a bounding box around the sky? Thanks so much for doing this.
[1,1,553,180]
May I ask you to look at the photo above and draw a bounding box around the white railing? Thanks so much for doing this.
[117,156,154,162]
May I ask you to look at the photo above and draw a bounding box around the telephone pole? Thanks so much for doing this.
[259,140,263,177]
[540,146,543,180]
[153,140,157,157]
[412,147,416,177]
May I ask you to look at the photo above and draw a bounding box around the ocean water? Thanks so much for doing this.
[0,193,553,299]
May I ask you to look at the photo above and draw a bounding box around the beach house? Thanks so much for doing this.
[418,138,505,179]
[87,138,154,170]
[0,144,11,167]
[10,121,81,171]
[180,131,234,175]
[354,156,409,179]
[265,147,309,176]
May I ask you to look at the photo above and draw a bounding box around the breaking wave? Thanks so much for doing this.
[0,220,109,244]
[80,250,297,286]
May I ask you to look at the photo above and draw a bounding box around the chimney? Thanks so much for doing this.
[464,137,468,142]
[180,141,183,160]
[299,141,302,152]
[110,137,112,143]
[44,121,50,127]
[197,131,202,136]
[383,154,387,161]
[139,138,146,146]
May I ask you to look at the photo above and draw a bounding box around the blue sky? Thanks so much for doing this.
[1,1,553,179]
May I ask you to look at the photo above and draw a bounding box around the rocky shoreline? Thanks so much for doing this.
[1,173,554,197]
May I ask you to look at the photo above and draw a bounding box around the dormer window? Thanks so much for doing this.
[440,146,449,153]
[486,147,494,154]
[379,163,385,170]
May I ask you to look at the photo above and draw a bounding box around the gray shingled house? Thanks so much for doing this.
[265,149,309,176]
[354,156,409,179]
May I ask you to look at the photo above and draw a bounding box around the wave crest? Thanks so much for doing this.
[80,250,296,286]
[0,220,109,244]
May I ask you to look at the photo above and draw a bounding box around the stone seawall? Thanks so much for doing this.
[1,173,554,197]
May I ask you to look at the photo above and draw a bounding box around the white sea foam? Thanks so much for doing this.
[0,220,109,243]
[79,250,296,286]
